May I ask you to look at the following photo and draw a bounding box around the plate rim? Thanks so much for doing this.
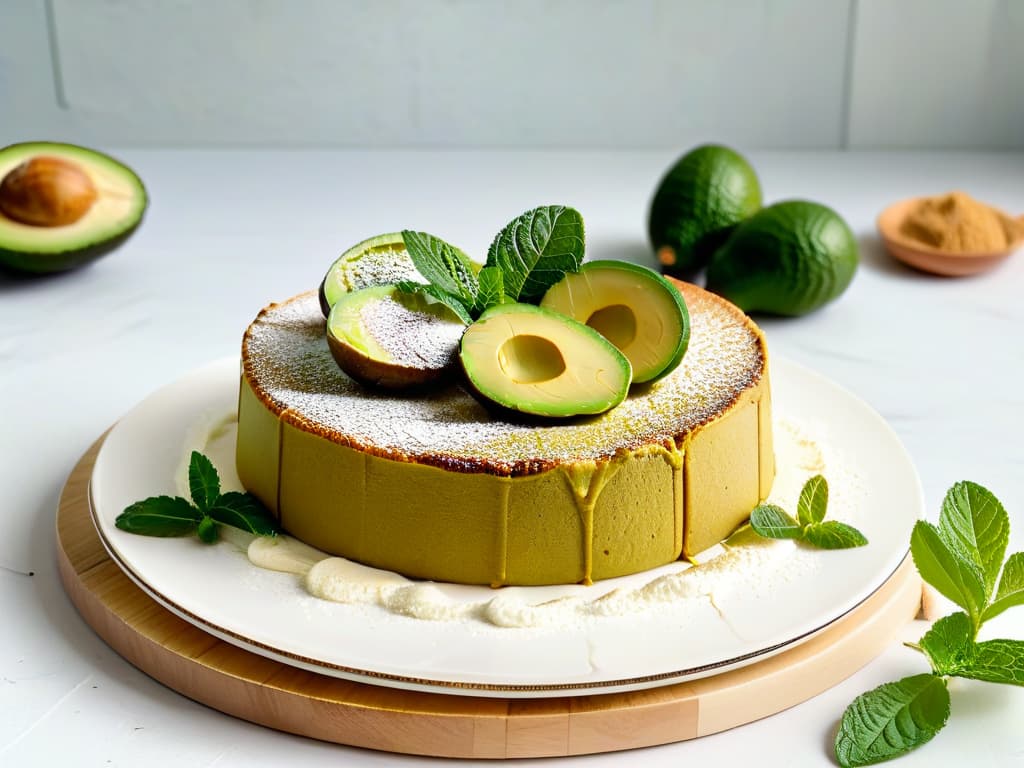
[87,356,923,697]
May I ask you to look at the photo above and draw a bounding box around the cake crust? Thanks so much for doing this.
[241,280,766,477]
[236,279,774,585]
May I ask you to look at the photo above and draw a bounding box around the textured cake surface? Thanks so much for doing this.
[237,280,774,586]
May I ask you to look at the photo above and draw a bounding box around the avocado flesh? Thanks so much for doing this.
[326,284,465,389]
[540,260,690,383]
[319,233,424,317]
[0,142,146,273]
[460,303,632,418]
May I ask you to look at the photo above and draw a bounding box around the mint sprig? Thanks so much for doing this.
[115,451,278,544]
[400,231,478,307]
[395,279,474,324]
[395,205,585,323]
[485,205,585,301]
[750,475,867,549]
[835,481,1024,766]
[472,266,509,315]
[835,674,950,767]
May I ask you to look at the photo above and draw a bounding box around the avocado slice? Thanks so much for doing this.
[460,303,632,418]
[326,284,467,390]
[0,142,147,273]
[540,260,690,383]
[319,233,425,318]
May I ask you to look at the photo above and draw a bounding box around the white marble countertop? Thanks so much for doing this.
[2,149,1022,767]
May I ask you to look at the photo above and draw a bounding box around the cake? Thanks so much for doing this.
[236,279,773,587]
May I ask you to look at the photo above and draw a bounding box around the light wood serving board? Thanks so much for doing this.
[57,436,922,759]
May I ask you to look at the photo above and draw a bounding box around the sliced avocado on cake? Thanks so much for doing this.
[318,232,426,317]
[541,260,690,383]
[326,284,467,390]
[459,303,632,418]
[0,142,147,273]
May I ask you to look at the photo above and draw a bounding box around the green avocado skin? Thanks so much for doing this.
[705,200,859,316]
[0,223,142,274]
[648,144,762,278]
[0,141,147,274]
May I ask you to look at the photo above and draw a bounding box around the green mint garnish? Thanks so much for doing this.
[802,520,869,549]
[835,481,1024,766]
[797,473,828,526]
[196,515,219,544]
[391,205,584,323]
[919,612,974,676]
[208,491,280,537]
[911,520,986,627]
[983,552,1024,622]
[937,481,1008,596]
[395,280,474,325]
[472,266,509,315]
[748,504,802,539]
[959,639,1024,685]
[187,450,221,512]
[485,204,584,301]
[834,674,950,768]
[115,495,202,537]
[749,475,867,549]
[400,230,479,308]
[115,450,278,544]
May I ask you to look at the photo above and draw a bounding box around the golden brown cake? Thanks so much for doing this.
[236,280,774,586]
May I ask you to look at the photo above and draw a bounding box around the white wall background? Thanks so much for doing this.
[1,0,1021,149]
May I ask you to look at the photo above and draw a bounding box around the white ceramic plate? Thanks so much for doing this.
[89,357,922,698]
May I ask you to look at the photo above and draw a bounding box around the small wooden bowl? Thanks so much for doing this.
[877,197,1024,276]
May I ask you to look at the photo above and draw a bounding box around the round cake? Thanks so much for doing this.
[236,279,774,586]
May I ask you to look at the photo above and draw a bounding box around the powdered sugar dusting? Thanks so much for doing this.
[241,285,764,472]
[360,294,464,370]
[338,247,421,291]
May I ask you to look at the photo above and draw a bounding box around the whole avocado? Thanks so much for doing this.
[648,144,761,278]
[705,200,859,316]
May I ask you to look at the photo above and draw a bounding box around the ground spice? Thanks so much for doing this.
[900,191,1023,252]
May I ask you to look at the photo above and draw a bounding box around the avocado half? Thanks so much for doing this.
[0,142,147,273]
[326,284,466,389]
[540,260,690,383]
[318,232,424,318]
[460,303,632,418]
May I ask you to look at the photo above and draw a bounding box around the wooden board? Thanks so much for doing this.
[57,435,922,759]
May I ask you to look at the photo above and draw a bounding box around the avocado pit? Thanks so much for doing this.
[460,303,632,418]
[498,334,566,384]
[0,155,98,227]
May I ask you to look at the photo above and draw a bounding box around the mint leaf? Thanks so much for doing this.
[485,205,584,301]
[804,521,868,549]
[209,491,279,537]
[911,520,986,627]
[115,496,202,537]
[749,504,802,539]
[938,481,1008,599]
[196,515,219,543]
[920,612,975,675]
[395,281,473,324]
[959,639,1024,686]
[797,474,828,526]
[473,266,508,315]
[982,552,1024,622]
[834,674,950,767]
[401,231,478,306]
[188,451,220,512]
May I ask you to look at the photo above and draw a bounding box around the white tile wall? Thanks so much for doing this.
[848,0,1024,149]
[0,0,1021,149]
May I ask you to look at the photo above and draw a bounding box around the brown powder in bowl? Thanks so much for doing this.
[900,191,1023,252]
